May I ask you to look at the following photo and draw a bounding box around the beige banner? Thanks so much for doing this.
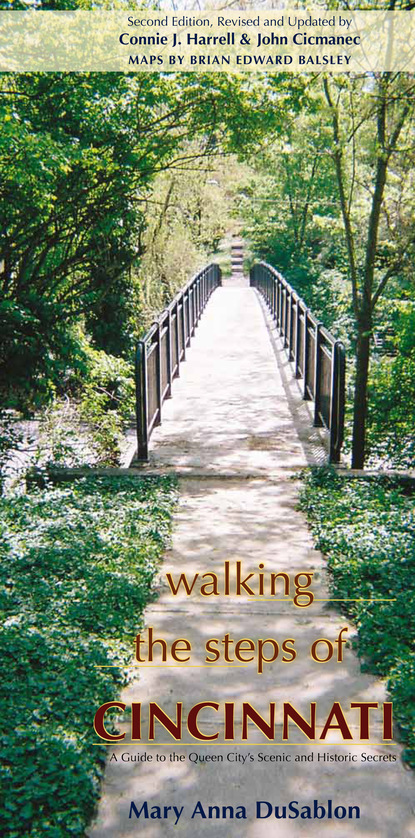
[0,9,414,73]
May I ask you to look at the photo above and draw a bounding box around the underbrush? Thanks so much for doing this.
[299,467,415,768]
[0,475,176,837]
[34,349,136,469]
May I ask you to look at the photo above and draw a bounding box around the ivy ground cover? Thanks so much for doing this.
[0,475,176,837]
[299,467,415,768]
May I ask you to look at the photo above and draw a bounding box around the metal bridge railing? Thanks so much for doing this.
[135,263,222,460]
[250,261,346,463]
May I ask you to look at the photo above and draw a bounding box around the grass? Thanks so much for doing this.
[0,475,177,837]
[299,466,415,768]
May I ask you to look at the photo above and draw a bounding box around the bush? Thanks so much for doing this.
[299,467,415,767]
[79,347,135,465]
[367,305,415,468]
[35,347,135,469]
[0,410,23,488]
[0,475,177,837]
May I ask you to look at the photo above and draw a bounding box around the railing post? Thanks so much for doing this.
[192,280,197,333]
[187,289,192,341]
[313,323,323,427]
[285,287,290,348]
[286,289,291,353]
[295,300,301,378]
[289,292,294,360]
[199,275,202,320]
[280,286,285,337]
[190,283,195,337]
[135,341,148,461]
[285,288,289,348]
[276,276,281,327]
[182,293,187,358]
[329,340,346,463]
[156,321,162,425]
[268,270,271,311]
[195,279,198,325]
[174,299,180,378]
[303,309,310,400]
[166,308,172,398]
[272,275,277,321]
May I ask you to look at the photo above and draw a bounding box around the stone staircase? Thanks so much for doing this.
[222,234,249,287]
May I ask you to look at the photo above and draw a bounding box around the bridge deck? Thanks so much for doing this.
[89,283,415,838]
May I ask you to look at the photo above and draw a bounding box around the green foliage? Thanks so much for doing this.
[131,158,236,331]
[240,110,356,357]
[388,656,415,764]
[0,475,177,837]
[0,299,89,412]
[367,305,415,468]
[34,346,135,468]
[241,108,341,287]
[1,71,283,412]
[299,467,415,767]
[0,411,23,486]
[79,348,135,465]
[241,75,415,467]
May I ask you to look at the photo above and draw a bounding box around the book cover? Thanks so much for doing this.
[1,4,415,837]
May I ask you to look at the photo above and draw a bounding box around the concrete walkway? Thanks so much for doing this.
[89,280,415,837]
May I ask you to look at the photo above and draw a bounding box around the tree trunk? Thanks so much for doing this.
[351,318,371,469]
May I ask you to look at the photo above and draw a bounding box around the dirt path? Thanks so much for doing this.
[89,279,415,837]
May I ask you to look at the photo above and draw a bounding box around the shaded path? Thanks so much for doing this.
[89,270,415,836]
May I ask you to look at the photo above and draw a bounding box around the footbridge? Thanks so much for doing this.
[134,242,345,469]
